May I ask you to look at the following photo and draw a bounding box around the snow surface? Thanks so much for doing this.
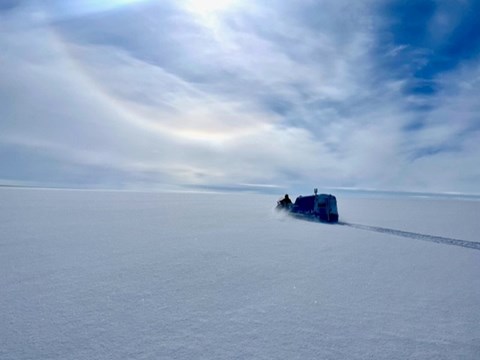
[1,188,480,359]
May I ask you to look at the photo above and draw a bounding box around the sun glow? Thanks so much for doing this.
[184,0,237,15]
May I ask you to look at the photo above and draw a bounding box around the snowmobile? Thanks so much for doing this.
[277,189,339,223]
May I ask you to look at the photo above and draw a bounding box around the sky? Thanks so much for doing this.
[1,0,479,194]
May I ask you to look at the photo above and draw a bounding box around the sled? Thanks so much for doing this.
[278,189,339,223]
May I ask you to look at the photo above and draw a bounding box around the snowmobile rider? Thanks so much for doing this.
[278,194,293,208]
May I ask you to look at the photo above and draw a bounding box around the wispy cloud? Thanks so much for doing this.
[1,0,479,194]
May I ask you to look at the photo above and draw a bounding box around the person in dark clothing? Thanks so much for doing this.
[278,194,292,208]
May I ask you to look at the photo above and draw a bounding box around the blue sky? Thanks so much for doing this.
[1,0,479,194]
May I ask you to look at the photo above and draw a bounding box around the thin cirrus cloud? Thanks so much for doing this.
[0,0,479,194]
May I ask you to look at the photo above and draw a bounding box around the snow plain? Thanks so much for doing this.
[1,188,479,359]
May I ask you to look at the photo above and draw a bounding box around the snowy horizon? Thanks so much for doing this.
[1,0,480,194]
[2,183,480,203]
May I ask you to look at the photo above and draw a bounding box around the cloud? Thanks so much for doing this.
[1,0,479,194]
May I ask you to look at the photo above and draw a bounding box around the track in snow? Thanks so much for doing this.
[339,222,480,251]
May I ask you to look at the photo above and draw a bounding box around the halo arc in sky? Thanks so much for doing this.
[47,0,268,144]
